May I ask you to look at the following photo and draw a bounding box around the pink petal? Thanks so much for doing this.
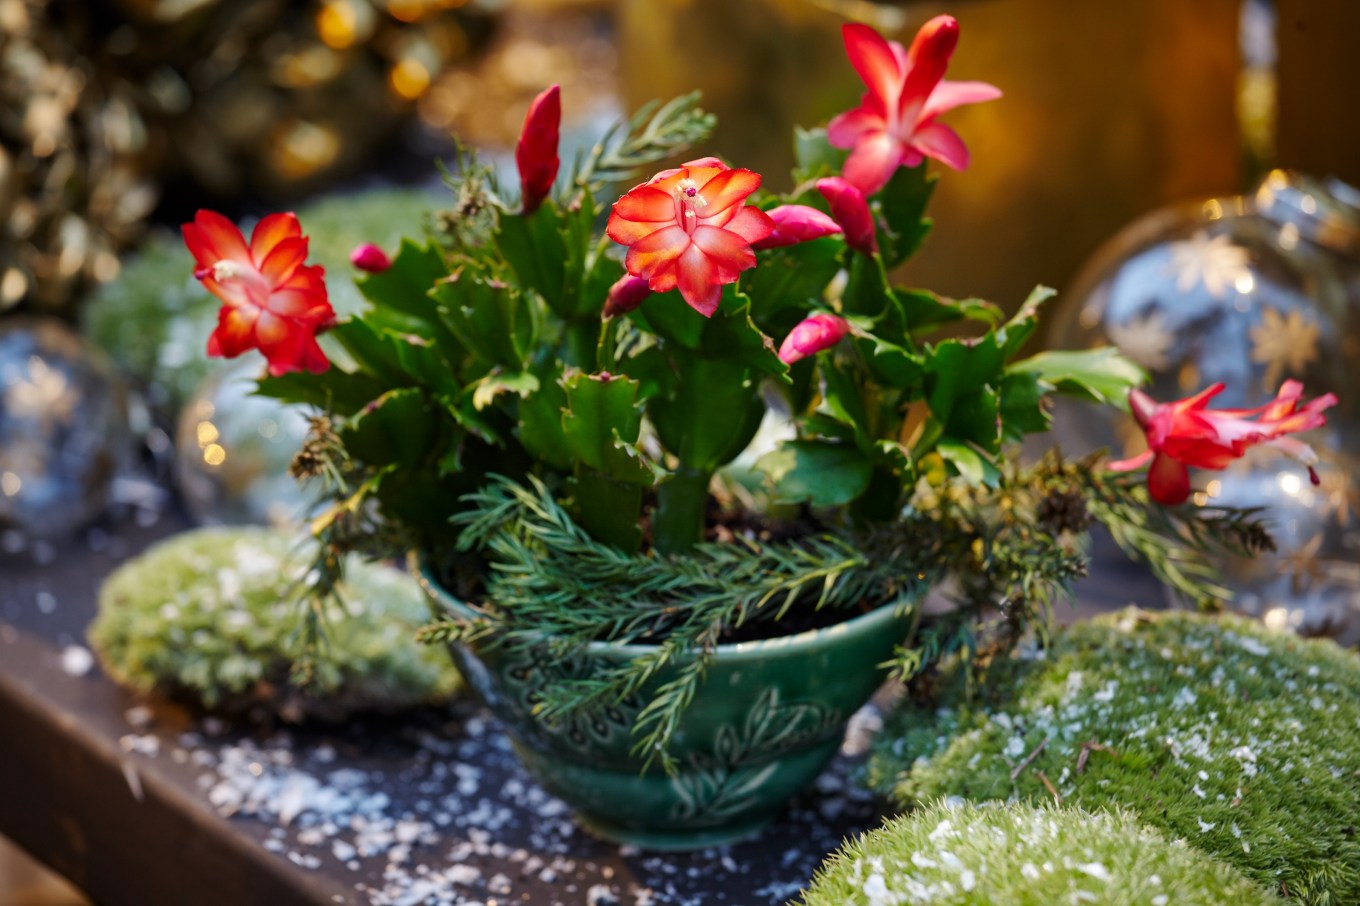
[625,225,690,282]
[911,121,970,171]
[259,236,309,285]
[206,306,259,359]
[249,213,301,263]
[753,205,842,249]
[817,176,877,255]
[921,80,1003,122]
[722,205,777,246]
[778,313,850,364]
[603,274,652,318]
[696,168,762,217]
[1146,452,1192,505]
[611,185,677,223]
[1106,450,1154,473]
[827,102,887,149]
[841,130,905,195]
[676,243,721,317]
[516,84,561,214]
[350,243,392,273]
[690,225,756,280]
[841,23,904,111]
[900,16,959,121]
[682,156,727,170]
[183,210,251,268]
[268,287,334,321]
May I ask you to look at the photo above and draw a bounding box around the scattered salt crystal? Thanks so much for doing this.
[586,883,620,906]
[124,705,154,730]
[1197,817,1217,832]
[60,645,94,676]
[1077,862,1110,882]
[959,869,976,891]
[1021,863,1040,880]
[1233,635,1271,657]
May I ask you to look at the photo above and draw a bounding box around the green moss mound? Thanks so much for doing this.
[869,609,1360,904]
[90,526,459,721]
[798,801,1281,906]
[83,186,438,409]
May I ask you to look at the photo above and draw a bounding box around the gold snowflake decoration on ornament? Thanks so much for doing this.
[1108,310,1174,370]
[1250,306,1319,390]
[1166,230,1252,299]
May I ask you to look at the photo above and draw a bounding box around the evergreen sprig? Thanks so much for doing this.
[567,92,716,199]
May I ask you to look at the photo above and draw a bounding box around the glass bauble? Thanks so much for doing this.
[174,363,314,527]
[1047,170,1360,644]
[0,318,132,537]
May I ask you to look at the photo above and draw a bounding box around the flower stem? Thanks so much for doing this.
[654,466,711,555]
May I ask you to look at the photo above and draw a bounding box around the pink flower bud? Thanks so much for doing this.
[603,274,652,318]
[778,312,850,364]
[816,177,877,255]
[752,205,844,250]
[516,84,561,215]
[349,243,391,273]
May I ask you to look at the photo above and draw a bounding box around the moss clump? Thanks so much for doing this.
[83,186,438,410]
[869,609,1360,904]
[90,527,459,721]
[797,801,1281,906]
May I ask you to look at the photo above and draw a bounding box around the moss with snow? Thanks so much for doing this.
[869,609,1360,904]
[798,801,1281,906]
[90,527,459,721]
[83,186,439,411]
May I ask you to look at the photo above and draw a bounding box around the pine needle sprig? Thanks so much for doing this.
[567,92,716,200]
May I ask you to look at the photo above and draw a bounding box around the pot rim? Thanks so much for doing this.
[409,550,916,665]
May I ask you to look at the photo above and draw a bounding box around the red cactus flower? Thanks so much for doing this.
[605,159,775,317]
[1108,380,1338,505]
[603,274,652,318]
[752,205,844,250]
[516,84,561,215]
[816,177,877,255]
[183,210,333,377]
[828,18,1001,195]
[349,242,391,273]
[778,312,850,364]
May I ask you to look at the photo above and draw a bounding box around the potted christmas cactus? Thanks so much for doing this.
[178,18,1335,848]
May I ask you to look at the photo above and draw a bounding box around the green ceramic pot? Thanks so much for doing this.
[412,553,915,850]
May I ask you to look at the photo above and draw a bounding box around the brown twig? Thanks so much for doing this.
[1076,740,1120,775]
[1010,738,1049,781]
[1035,770,1062,803]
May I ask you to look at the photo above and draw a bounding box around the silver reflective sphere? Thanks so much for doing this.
[1048,170,1360,644]
[175,363,315,527]
[0,318,132,537]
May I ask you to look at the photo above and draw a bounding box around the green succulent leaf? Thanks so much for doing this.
[1007,348,1146,408]
[997,285,1058,360]
[756,439,874,506]
[342,387,437,469]
[877,162,936,268]
[791,126,846,184]
[470,370,540,411]
[897,289,1004,333]
[560,372,652,484]
[936,437,1001,486]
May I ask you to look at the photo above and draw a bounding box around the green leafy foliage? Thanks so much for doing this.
[798,801,1283,906]
[89,527,460,720]
[870,609,1360,905]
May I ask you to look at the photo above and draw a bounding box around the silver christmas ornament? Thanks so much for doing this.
[174,363,315,527]
[1048,170,1360,645]
[0,318,132,537]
